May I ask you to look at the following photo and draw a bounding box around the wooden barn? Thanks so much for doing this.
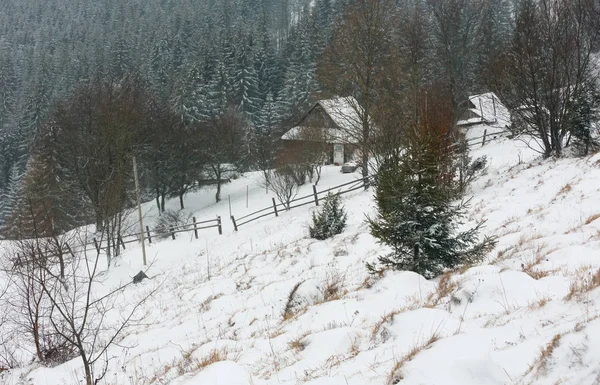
[278,97,364,167]
[457,92,509,128]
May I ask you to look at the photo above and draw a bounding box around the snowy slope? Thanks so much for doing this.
[3,135,600,385]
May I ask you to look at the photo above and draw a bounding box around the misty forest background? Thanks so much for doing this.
[0,0,515,235]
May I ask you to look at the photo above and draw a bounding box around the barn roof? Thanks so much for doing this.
[457,92,510,127]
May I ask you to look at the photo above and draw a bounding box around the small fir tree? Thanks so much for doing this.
[309,193,347,240]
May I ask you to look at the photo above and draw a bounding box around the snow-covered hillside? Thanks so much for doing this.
[3,135,600,385]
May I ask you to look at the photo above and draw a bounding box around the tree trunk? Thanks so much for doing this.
[79,348,93,385]
[58,252,65,279]
[155,188,161,213]
[94,210,103,233]
[105,223,112,268]
[160,194,165,212]
[179,192,185,210]
[33,319,42,361]
[215,167,222,203]
[362,149,369,189]
[413,244,420,272]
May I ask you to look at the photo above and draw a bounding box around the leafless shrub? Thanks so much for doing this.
[319,270,346,303]
[31,229,159,385]
[154,209,192,239]
[268,167,300,210]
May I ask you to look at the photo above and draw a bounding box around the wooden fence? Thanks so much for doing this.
[58,216,223,257]
[230,177,372,231]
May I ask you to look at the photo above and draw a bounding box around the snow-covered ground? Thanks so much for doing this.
[3,133,600,385]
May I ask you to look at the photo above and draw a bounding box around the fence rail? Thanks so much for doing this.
[231,176,373,231]
[45,216,223,258]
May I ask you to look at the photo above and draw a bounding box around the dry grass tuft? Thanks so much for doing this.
[386,332,441,385]
[199,294,222,312]
[288,331,311,353]
[358,270,384,290]
[525,334,562,378]
[565,266,600,301]
[371,310,401,341]
[150,346,235,383]
[573,314,600,332]
[557,183,572,197]
[521,247,560,280]
[527,295,552,311]
[282,281,304,321]
[298,338,361,383]
[318,270,347,304]
[268,325,286,339]
[425,273,459,308]
[195,347,231,370]
[584,213,600,225]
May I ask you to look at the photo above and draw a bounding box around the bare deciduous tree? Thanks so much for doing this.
[1,202,77,365]
[268,167,300,210]
[35,234,156,385]
[197,107,248,203]
[426,0,487,117]
[318,0,395,181]
[491,0,600,158]
[40,76,150,232]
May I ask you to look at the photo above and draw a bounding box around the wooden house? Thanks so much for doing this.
[278,97,364,166]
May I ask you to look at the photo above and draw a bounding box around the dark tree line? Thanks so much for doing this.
[0,0,348,231]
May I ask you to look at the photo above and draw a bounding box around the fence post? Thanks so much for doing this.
[482,129,487,146]
[193,217,199,239]
[272,198,279,217]
[146,226,152,244]
[231,215,238,232]
[170,227,175,240]
[93,238,100,254]
[217,216,222,235]
[313,185,319,206]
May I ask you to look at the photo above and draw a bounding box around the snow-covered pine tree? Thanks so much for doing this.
[570,82,600,156]
[0,164,22,233]
[235,38,261,118]
[251,92,281,179]
[309,192,347,240]
[0,39,18,132]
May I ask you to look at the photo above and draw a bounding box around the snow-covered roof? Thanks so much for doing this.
[281,96,366,144]
[281,126,357,144]
[457,92,510,127]
[317,96,364,133]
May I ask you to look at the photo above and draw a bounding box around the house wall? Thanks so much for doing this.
[276,140,358,168]
[275,140,335,167]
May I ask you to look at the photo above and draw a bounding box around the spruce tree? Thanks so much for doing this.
[309,193,347,240]
[368,96,496,279]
